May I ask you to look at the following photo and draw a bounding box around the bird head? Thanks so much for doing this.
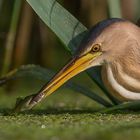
[32,18,140,102]
[76,18,140,66]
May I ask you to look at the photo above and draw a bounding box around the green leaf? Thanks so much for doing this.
[101,101,140,113]
[87,67,120,105]
[27,0,87,53]
[0,65,112,107]
[108,0,122,18]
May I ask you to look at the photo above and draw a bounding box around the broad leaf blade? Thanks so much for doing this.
[27,0,87,53]
[0,65,112,107]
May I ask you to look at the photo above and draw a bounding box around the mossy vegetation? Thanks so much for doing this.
[0,85,140,140]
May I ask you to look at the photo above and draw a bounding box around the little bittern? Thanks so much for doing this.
[15,18,140,111]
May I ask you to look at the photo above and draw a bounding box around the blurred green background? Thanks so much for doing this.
[1,1,140,140]
[0,0,140,75]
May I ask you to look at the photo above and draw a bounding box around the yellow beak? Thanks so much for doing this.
[13,52,102,111]
[39,52,102,98]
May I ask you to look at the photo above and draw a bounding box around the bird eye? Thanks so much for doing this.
[92,44,101,52]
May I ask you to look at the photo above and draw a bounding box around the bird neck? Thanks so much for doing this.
[101,58,140,101]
